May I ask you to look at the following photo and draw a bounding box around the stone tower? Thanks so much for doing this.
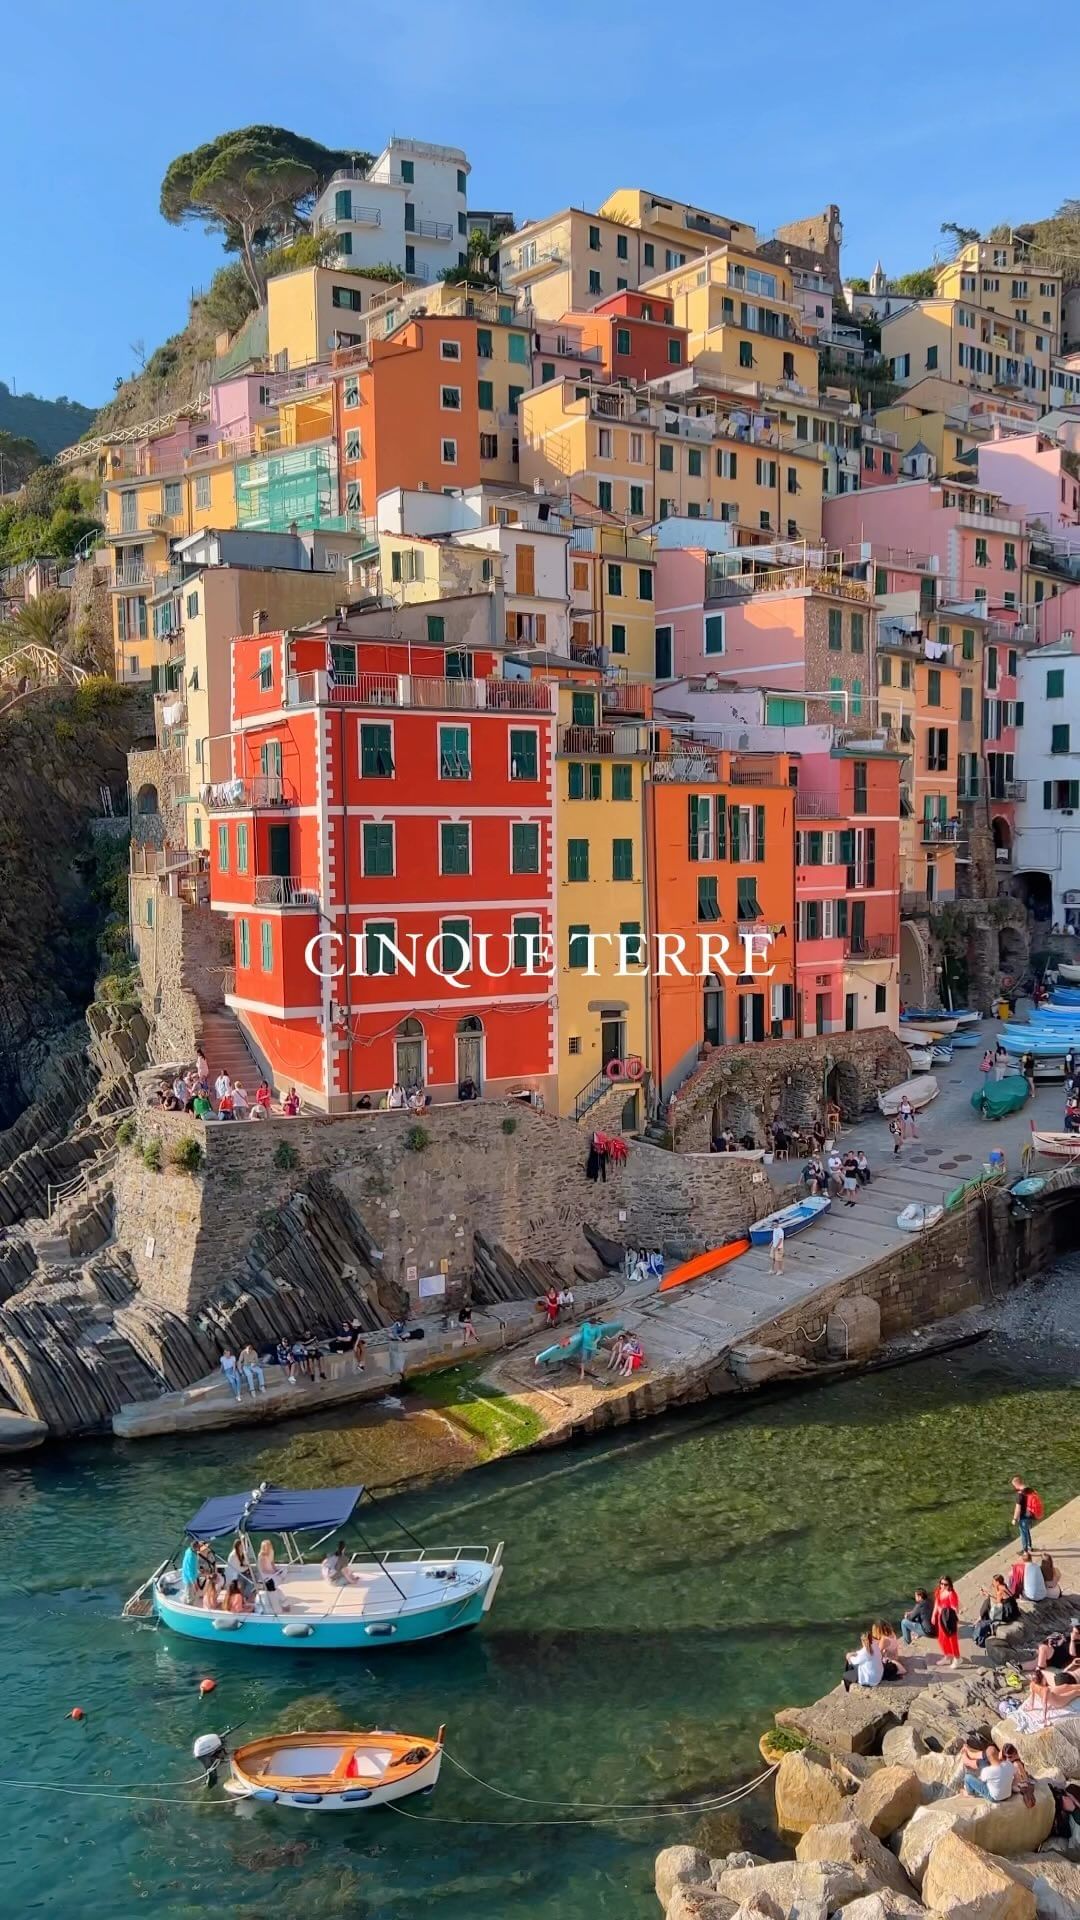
[771,204,843,281]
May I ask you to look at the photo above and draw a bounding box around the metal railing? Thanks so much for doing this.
[795,790,841,818]
[253,876,320,907]
[559,723,648,757]
[573,1062,644,1122]
[652,750,721,783]
[408,218,453,240]
[112,565,150,588]
[317,205,382,227]
[602,684,650,716]
[728,766,781,785]
[288,670,555,713]
[846,934,895,959]
[205,776,287,809]
[706,561,871,603]
[47,1147,119,1219]
[920,821,961,844]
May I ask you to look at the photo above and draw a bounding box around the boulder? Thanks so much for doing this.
[774,1749,848,1834]
[667,1888,737,1920]
[881,1725,928,1768]
[922,1831,1036,1919]
[776,1687,916,1757]
[831,1751,885,1790]
[990,1720,1080,1778]
[839,1897,927,1920]
[851,1767,922,1838]
[914,1752,965,1800]
[794,1819,917,1898]
[726,1897,785,1920]
[896,1786,1056,1886]
[709,1853,765,1877]
[1006,1852,1080,1920]
[0,1409,47,1452]
[656,1846,712,1910]
[717,1861,878,1909]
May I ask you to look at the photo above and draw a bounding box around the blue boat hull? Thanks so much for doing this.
[153,1581,495,1649]
[748,1201,830,1246]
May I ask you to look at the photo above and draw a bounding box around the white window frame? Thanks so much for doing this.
[361,819,396,878]
[509,819,541,873]
[629,432,644,464]
[362,916,399,979]
[597,426,613,459]
[438,722,472,781]
[345,429,361,460]
[703,610,725,656]
[346,481,362,511]
[440,385,462,410]
[440,340,462,360]
[508,726,540,781]
[441,438,458,465]
[358,715,396,777]
[438,914,473,970]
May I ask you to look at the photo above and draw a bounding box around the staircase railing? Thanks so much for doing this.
[574,1061,646,1123]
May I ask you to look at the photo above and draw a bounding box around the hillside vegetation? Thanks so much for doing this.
[0,383,95,458]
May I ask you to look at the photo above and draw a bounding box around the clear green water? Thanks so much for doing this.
[6,1338,1080,1918]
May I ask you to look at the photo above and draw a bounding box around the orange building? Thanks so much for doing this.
[645,747,797,1096]
[335,310,531,513]
[569,289,689,385]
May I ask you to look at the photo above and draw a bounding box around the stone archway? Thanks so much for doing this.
[135,782,159,815]
[825,1058,861,1122]
[900,920,930,1007]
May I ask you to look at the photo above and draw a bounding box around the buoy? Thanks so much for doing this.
[199,1677,216,1696]
[69,1708,85,1721]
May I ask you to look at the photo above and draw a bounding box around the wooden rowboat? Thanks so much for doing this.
[222,1726,445,1810]
[1030,1126,1080,1159]
[658,1238,751,1291]
[877,1074,939,1117]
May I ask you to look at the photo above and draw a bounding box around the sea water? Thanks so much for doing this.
[5,1335,1080,1918]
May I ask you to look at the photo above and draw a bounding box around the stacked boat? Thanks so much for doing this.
[898,1007,976,1073]
[996,993,1080,1073]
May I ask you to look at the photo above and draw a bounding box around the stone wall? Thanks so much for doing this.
[132,891,230,1065]
[114,1101,774,1316]
[666,1028,911,1152]
[128,745,185,852]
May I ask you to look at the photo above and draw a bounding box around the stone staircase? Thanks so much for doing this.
[195,1008,264,1093]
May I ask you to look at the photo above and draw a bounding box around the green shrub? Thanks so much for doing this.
[115,1117,136,1147]
[501,1116,517,1135]
[97,970,139,1007]
[169,1135,203,1174]
[760,1726,809,1756]
[141,1138,162,1172]
[405,1124,429,1153]
[273,1141,300,1171]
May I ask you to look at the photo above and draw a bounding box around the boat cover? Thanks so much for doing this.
[184,1483,365,1538]
[970,1075,1030,1118]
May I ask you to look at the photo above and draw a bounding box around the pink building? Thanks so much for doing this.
[208,373,278,448]
[977,429,1080,547]
[824,476,1028,616]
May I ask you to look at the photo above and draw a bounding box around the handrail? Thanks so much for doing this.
[47,1147,118,1218]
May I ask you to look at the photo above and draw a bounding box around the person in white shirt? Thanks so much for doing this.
[232,1082,249,1116]
[964,1745,1014,1802]
[219,1349,242,1400]
[321,1542,361,1586]
[214,1072,232,1106]
[842,1631,884,1690]
[1019,1551,1047,1602]
[770,1223,785,1273]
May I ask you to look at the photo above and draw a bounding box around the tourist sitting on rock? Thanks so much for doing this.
[1041,1554,1063,1598]
[219,1349,242,1400]
[1014,1550,1048,1603]
[1027,1667,1080,1726]
[386,1083,407,1111]
[855,1149,871,1185]
[1037,1620,1080,1672]
[963,1742,1014,1801]
[959,1731,987,1776]
[1000,1741,1037,1809]
[842,1630,888,1690]
[871,1621,906,1676]
[618,1335,644,1378]
[973,1574,1020,1649]
[899,1588,935,1647]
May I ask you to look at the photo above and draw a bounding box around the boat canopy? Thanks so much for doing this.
[184,1483,365,1539]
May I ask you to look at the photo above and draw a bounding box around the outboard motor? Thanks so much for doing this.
[192,1731,226,1786]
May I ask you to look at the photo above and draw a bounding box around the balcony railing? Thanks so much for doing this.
[112,565,150,588]
[706,561,871,603]
[652,749,721,782]
[408,218,453,241]
[728,766,780,785]
[846,934,895,959]
[253,876,320,907]
[795,790,841,818]
[287,670,556,713]
[560,724,649,758]
[205,776,288,810]
[316,205,382,228]
[920,821,961,844]
[602,683,650,716]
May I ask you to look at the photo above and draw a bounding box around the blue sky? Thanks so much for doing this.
[6,0,1080,407]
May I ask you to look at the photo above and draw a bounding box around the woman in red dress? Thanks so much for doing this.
[932,1575,961,1668]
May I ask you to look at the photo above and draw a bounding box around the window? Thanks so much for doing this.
[440,824,471,875]
[697,875,720,922]
[1048,668,1066,698]
[235,823,249,874]
[258,647,273,691]
[1004,540,1017,572]
[686,447,702,478]
[511,823,540,873]
[1052,723,1071,754]
[194,472,211,510]
[704,613,724,656]
[500,728,538,786]
[441,439,457,464]
[344,428,361,462]
[637,567,652,602]
[513,916,541,969]
[659,443,674,472]
[567,838,590,881]
[237,918,249,968]
[960,687,973,722]
[259,740,282,780]
[986,646,998,690]
[440,918,471,975]
[589,270,601,295]
[629,485,644,516]
[927,727,949,771]
[568,925,591,968]
[163,481,182,516]
[476,379,494,412]
[612,838,634,881]
[259,921,273,973]
[345,481,362,511]
[975,536,989,567]
[475,328,494,362]
[360,920,395,977]
[362,822,394,876]
[926,345,938,370]
[587,223,602,251]
[479,432,498,459]
[736,878,761,920]
[755,457,777,487]
[1044,779,1080,810]
[439,725,470,778]
[332,285,363,311]
[186,590,199,619]
[717,450,737,480]
[611,622,626,654]
[828,608,842,651]
[456,166,466,193]
[597,427,613,459]
[667,338,682,365]
[597,481,612,512]
[852,761,867,815]
[615,326,631,356]
[850,612,864,653]
[612,764,632,800]
[739,340,753,368]
[217,824,229,873]
[961,628,976,661]
[360,723,394,776]
[927,669,941,707]
[879,657,891,686]
[643,242,654,267]
[440,385,461,412]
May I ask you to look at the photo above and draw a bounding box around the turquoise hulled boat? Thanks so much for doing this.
[129,1483,504,1651]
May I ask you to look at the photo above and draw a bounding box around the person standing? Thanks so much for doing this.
[1012,1477,1034,1553]
[770,1221,785,1274]
[899,1094,917,1140]
[932,1575,962,1669]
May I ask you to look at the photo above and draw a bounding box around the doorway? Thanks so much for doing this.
[267,823,292,876]
[600,1013,625,1069]
[655,624,673,678]
[455,1015,484,1092]
[395,1015,425,1088]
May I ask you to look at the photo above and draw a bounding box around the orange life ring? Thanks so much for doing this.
[624,1054,643,1080]
[605,1058,625,1080]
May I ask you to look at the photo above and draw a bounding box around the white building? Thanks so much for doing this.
[1013,638,1080,927]
[312,137,470,284]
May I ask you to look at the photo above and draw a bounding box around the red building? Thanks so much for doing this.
[208,622,558,1110]
[570,290,689,385]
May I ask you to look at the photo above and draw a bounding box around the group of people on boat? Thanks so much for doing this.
[147,1051,301,1121]
[181,1535,285,1614]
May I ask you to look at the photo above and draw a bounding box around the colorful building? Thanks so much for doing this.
[568,289,688,384]
[567,526,656,678]
[793,749,901,1035]
[309,138,471,284]
[207,624,559,1110]
[882,241,1061,405]
[642,247,820,395]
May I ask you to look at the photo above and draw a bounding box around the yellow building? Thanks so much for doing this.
[267,265,405,367]
[369,532,499,606]
[102,452,239,682]
[882,243,1061,406]
[598,188,756,258]
[553,678,650,1119]
[642,248,820,393]
[874,377,1040,480]
[568,527,656,679]
[500,207,704,324]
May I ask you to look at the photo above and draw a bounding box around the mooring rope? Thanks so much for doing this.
[440,1749,779,1813]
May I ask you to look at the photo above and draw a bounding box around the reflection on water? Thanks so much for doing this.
[5,1335,1080,1917]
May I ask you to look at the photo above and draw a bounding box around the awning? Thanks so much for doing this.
[184,1483,364,1539]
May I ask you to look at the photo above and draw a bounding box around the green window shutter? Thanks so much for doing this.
[1015,701,1024,725]
[729,806,741,862]
[236,823,248,873]
[588,763,601,798]
[638,568,653,601]
[612,764,632,800]
[361,723,393,776]
[572,691,595,725]
[715,795,726,859]
[568,924,591,969]
[439,725,471,777]
[440,823,471,874]
[737,877,761,918]
[1048,669,1065,697]
[597,481,612,511]
[754,804,766,862]
[217,824,229,872]
[688,448,702,476]
[441,918,471,973]
[541,362,555,383]
[260,921,273,971]
[697,875,719,921]
[659,443,674,471]
[568,763,584,800]
[838,827,854,866]
[629,486,644,516]
[835,899,849,937]
[688,792,706,858]
[828,609,842,649]
[476,329,492,357]
[1044,781,1053,809]
[363,823,394,876]
[612,838,634,880]
[850,612,864,652]
[507,385,523,413]
[829,676,844,714]
[704,614,724,655]
[620,920,643,962]
[237,919,249,967]
[607,563,622,596]
[426,614,445,644]
[927,669,941,705]
[962,629,975,659]
[611,623,626,654]
[511,823,539,872]
[365,920,397,975]
[1052,723,1071,753]
[567,838,590,881]
[510,729,537,779]
[513,916,540,968]
[508,333,528,364]
[616,328,631,355]
[477,380,494,411]
[960,687,973,721]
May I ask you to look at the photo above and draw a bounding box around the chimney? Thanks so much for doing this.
[252,609,267,635]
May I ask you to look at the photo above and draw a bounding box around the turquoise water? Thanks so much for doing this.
[5,1338,1080,1918]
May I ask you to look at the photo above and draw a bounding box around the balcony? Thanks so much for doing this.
[920,821,961,845]
[505,246,564,281]
[602,683,651,717]
[205,776,289,810]
[534,331,603,363]
[560,723,649,758]
[286,670,557,713]
[706,559,871,604]
[316,206,382,229]
[253,876,320,907]
[408,218,453,241]
[728,765,781,785]
[652,747,722,782]
[795,790,841,818]
[111,564,150,589]
[846,933,895,960]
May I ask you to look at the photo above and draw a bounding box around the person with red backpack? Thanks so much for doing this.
[1011,1478,1044,1552]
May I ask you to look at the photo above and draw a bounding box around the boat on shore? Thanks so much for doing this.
[900,1009,962,1035]
[658,1239,751,1291]
[1057,962,1080,984]
[128,1482,504,1650]
[878,1074,939,1116]
[903,1043,933,1072]
[207,1725,446,1810]
[1030,1127,1080,1159]
[897,1202,943,1232]
[748,1195,830,1246]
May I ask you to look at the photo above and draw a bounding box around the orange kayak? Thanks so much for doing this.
[658,1239,751,1292]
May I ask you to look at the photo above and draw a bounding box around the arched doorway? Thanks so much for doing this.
[825,1059,861,1122]
[1014,872,1052,924]
[899,921,929,1007]
[135,783,159,814]
[991,815,1012,872]
[455,1014,483,1094]
[395,1016,425,1089]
